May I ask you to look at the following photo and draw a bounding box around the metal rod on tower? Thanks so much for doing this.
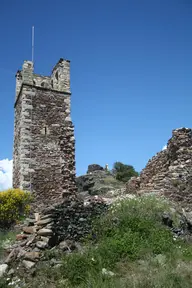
[32,26,34,64]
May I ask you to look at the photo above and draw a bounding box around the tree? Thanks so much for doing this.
[113,162,139,183]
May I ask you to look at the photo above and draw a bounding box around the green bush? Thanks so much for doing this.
[0,188,32,228]
[113,162,139,182]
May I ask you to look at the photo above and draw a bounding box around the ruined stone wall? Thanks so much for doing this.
[127,128,192,207]
[13,93,22,188]
[29,88,75,208]
[59,123,77,197]
[13,85,35,191]
[33,75,52,89]
[13,59,77,209]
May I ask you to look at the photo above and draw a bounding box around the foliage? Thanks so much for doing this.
[59,196,192,287]
[113,162,139,183]
[0,278,8,288]
[0,230,17,260]
[2,196,192,288]
[0,189,32,228]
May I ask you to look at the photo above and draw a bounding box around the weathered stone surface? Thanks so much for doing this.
[126,128,192,208]
[40,236,49,243]
[23,226,36,234]
[34,213,40,222]
[7,268,15,276]
[76,169,124,196]
[22,260,36,269]
[87,164,104,174]
[36,241,48,249]
[102,268,115,277]
[24,252,40,261]
[16,234,28,241]
[46,223,54,229]
[40,214,52,220]
[5,248,19,264]
[26,235,36,247]
[37,228,53,236]
[36,218,52,226]
[59,240,74,251]
[13,59,77,210]
[51,197,108,243]
[0,264,8,277]
[17,249,26,259]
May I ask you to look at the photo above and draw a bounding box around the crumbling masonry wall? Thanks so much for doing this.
[13,59,77,209]
[126,128,192,207]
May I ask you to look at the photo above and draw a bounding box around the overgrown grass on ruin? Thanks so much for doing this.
[0,196,188,288]
[22,196,192,288]
[0,230,18,262]
[53,196,191,288]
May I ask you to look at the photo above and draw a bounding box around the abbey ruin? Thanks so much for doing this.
[13,59,77,209]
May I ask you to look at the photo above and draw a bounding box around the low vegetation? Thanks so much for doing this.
[0,189,32,229]
[0,230,17,262]
[112,162,139,183]
[23,196,192,288]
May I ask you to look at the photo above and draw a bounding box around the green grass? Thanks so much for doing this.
[57,196,192,287]
[3,196,192,288]
[0,230,17,260]
[0,278,8,288]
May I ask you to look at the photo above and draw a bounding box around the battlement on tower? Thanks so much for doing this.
[15,58,71,103]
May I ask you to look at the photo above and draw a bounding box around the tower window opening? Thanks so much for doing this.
[55,71,59,81]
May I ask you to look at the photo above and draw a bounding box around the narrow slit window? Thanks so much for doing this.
[41,126,49,135]
[55,71,59,81]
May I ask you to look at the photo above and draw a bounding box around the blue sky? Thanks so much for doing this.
[0,0,192,188]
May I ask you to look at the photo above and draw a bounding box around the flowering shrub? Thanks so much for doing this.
[0,189,32,228]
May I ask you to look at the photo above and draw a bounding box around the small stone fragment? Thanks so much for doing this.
[102,268,115,276]
[37,228,53,236]
[17,248,27,259]
[34,213,40,222]
[26,235,36,246]
[16,234,28,241]
[33,247,40,252]
[40,214,52,220]
[7,268,15,276]
[5,248,18,264]
[46,223,54,229]
[59,241,70,251]
[59,240,76,251]
[0,264,8,277]
[23,226,36,234]
[36,241,48,249]
[40,236,49,243]
[24,251,40,261]
[36,218,52,226]
[20,240,28,247]
[22,260,36,269]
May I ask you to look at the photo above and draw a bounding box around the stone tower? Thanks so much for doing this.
[13,58,77,208]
